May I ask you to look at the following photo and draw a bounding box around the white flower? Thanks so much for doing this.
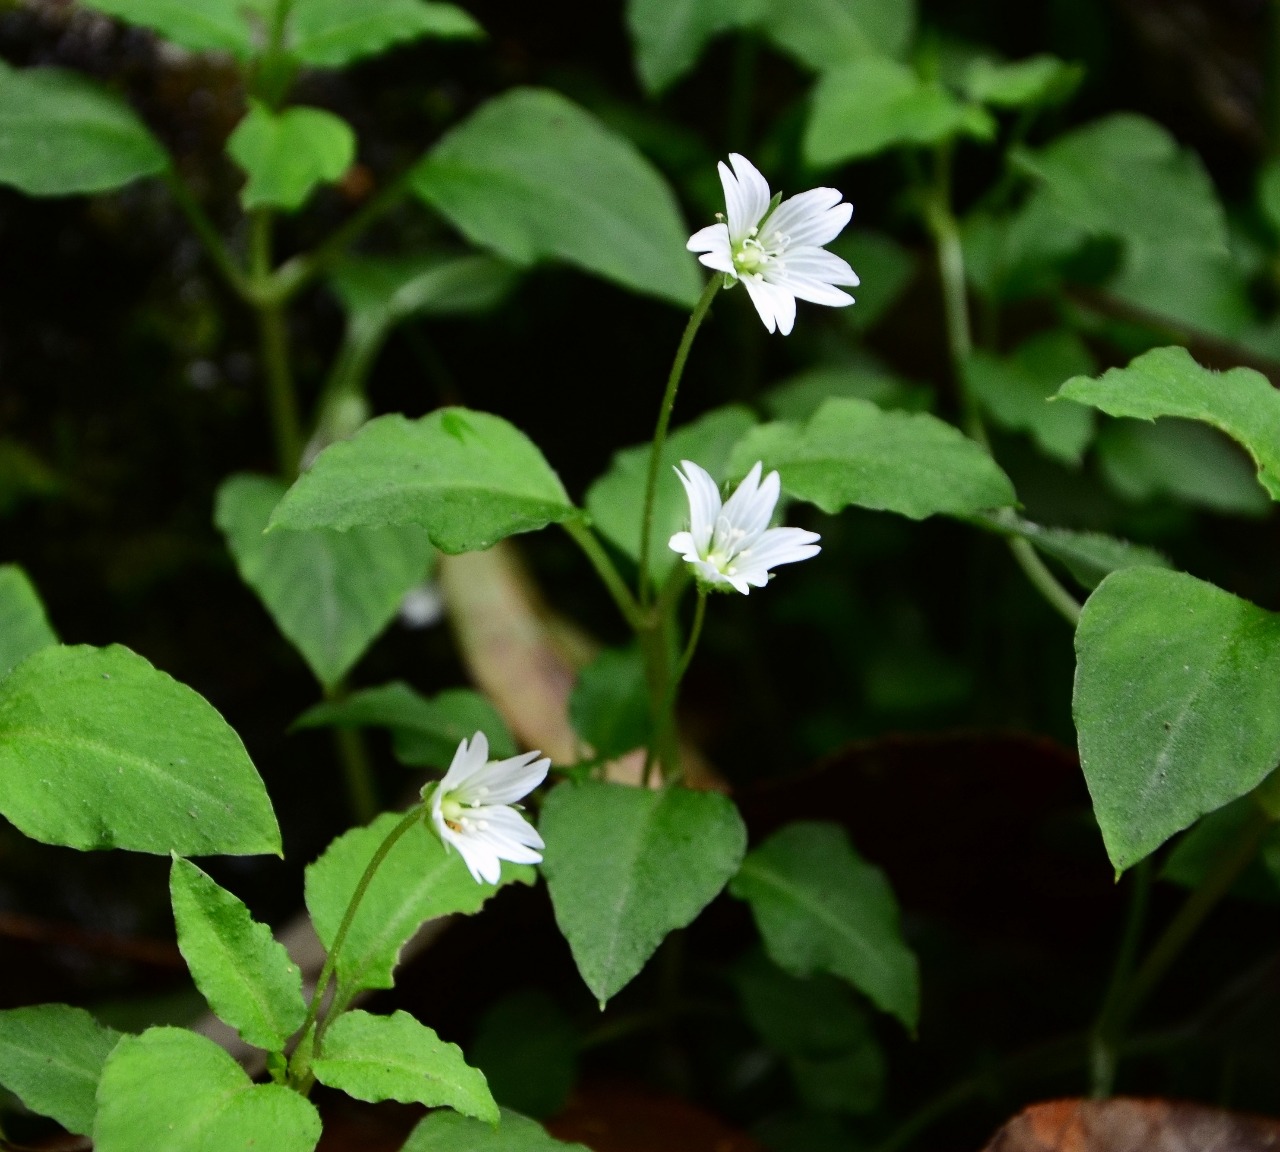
[669,460,821,594]
[686,153,859,335]
[424,731,549,885]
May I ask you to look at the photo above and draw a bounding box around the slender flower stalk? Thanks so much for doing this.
[687,153,859,335]
[423,732,549,885]
[669,460,821,594]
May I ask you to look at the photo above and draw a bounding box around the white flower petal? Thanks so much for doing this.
[456,750,550,807]
[717,161,750,244]
[768,283,797,336]
[686,222,729,254]
[765,192,851,249]
[449,830,503,885]
[777,247,860,286]
[669,530,697,558]
[728,153,771,239]
[741,275,779,333]
[766,269,855,308]
[675,460,721,555]
[741,526,822,572]
[467,805,546,854]
[440,731,490,791]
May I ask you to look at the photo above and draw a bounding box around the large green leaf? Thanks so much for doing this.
[269,409,575,553]
[568,646,650,761]
[217,474,434,689]
[411,88,701,306]
[227,103,355,212]
[729,822,919,1029]
[94,1028,321,1152]
[1058,346,1280,502]
[805,57,993,169]
[294,681,515,769]
[0,63,167,196]
[404,1108,590,1152]
[1074,568,1280,873]
[78,0,265,58]
[169,857,306,1053]
[963,330,1095,465]
[0,1005,121,1136]
[0,565,57,676]
[586,405,757,584]
[0,645,279,856]
[539,780,747,1006]
[727,397,1014,520]
[759,0,915,73]
[289,0,482,67]
[305,810,534,997]
[313,1009,497,1120]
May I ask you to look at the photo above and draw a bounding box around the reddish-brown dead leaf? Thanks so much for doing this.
[982,1097,1280,1152]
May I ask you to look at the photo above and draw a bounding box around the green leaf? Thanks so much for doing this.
[1058,346,1280,502]
[805,57,994,169]
[0,1005,121,1136]
[626,0,762,94]
[962,54,1082,109]
[78,0,264,58]
[305,810,534,997]
[313,1009,497,1121]
[977,511,1169,591]
[94,1027,321,1152]
[0,63,167,196]
[759,0,915,72]
[1258,158,1280,240]
[227,102,355,212]
[729,822,919,1029]
[0,644,280,856]
[471,991,578,1120]
[1074,567,1280,872]
[404,1108,590,1152]
[568,646,651,761]
[294,681,515,769]
[0,565,57,677]
[539,780,747,1006]
[727,397,1015,520]
[216,474,435,689]
[289,0,482,68]
[1161,796,1280,903]
[332,252,516,328]
[269,409,575,554]
[169,857,305,1053]
[411,88,701,306]
[764,357,932,422]
[733,952,884,1115]
[1096,419,1271,517]
[586,405,757,585]
[963,331,1096,464]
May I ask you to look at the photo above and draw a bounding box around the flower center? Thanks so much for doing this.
[440,796,465,824]
[733,234,771,275]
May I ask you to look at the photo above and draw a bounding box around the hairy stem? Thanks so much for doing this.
[637,276,721,605]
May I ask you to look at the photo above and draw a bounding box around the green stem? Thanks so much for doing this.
[163,168,252,300]
[324,683,379,823]
[1088,860,1151,1098]
[288,804,424,1091]
[924,149,1082,627]
[645,589,707,785]
[563,517,645,632]
[1090,807,1270,1098]
[251,210,304,478]
[637,276,722,606]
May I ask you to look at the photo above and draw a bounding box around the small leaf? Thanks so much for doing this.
[759,0,915,73]
[331,252,516,328]
[471,991,578,1120]
[294,681,515,769]
[227,102,356,212]
[586,405,757,585]
[313,1009,497,1121]
[569,646,651,760]
[1258,158,1280,240]
[94,1027,321,1152]
[1058,346,1280,501]
[412,88,701,306]
[964,331,1096,464]
[539,780,747,1006]
[79,0,264,58]
[404,1108,591,1152]
[0,565,57,676]
[269,409,575,554]
[729,821,919,1029]
[0,63,167,196]
[963,54,1082,109]
[626,0,762,94]
[0,644,280,856]
[305,810,534,997]
[1161,796,1280,903]
[805,57,994,169]
[1075,568,1280,872]
[169,857,306,1053]
[727,397,1014,520]
[216,473,435,689]
[0,1005,121,1136]
[289,0,482,68]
